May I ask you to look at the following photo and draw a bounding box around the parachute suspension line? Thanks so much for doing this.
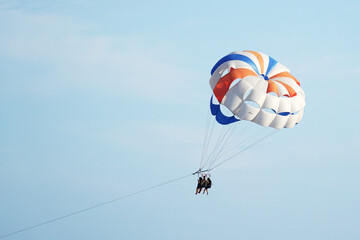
[0,173,193,239]
[206,122,239,169]
[226,121,252,147]
[200,122,235,170]
[208,123,235,159]
[199,116,216,170]
[212,127,270,167]
[208,130,277,171]
[219,126,266,161]
[207,121,252,169]
[199,113,212,170]
[200,121,226,170]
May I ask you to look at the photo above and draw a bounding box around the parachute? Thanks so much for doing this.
[197,50,306,173]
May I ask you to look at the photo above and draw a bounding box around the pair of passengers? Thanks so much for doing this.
[196,176,212,195]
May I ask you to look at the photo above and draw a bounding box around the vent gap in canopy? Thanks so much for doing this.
[244,100,260,109]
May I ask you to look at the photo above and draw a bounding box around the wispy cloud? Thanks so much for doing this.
[0,7,202,103]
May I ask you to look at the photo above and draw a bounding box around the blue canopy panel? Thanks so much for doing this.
[278,112,290,116]
[265,56,278,76]
[210,96,239,125]
[271,108,290,116]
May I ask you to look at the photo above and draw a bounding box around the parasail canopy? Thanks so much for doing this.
[209,50,306,129]
[198,50,306,172]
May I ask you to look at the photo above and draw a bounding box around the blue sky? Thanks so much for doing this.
[1,0,360,239]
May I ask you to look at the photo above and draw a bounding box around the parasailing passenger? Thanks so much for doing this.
[203,177,212,195]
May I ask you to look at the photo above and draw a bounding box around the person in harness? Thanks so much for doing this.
[203,177,212,195]
[196,176,206,194]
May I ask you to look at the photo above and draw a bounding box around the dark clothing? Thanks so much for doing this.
[196,177,212,194]
[205,179,212,189]
[197,178,203,189]
[201,177,206,187]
